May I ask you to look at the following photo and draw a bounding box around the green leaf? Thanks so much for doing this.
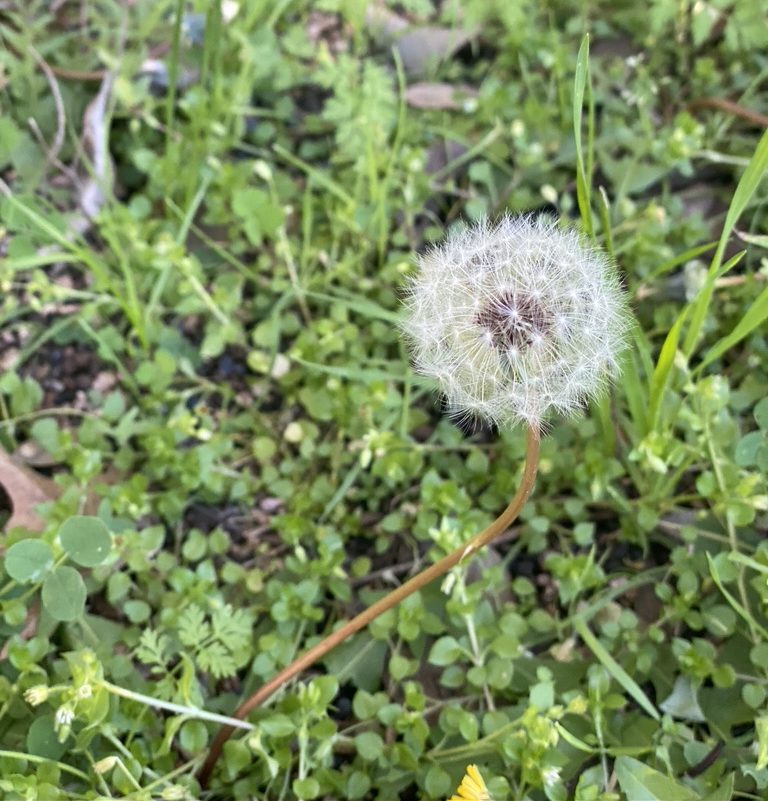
[735,431,767,467]
[59,516,113,567]
[530,679,555,711]
[42,566,87,622]
[260,714,295,737]
[179,720,208,753]
[355,731,384,761]
[428,636,463,666]
[755,397,768,429]
[346,770,371,800]
[425,765,451,798]
[232,187,285,245]
[659,676,705,721]
[293,777,320,800]
[26,714,67,760]
[615,756,698,801]
[4,539,54,583]
[702,773,735,801]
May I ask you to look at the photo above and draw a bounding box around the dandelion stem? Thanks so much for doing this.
[102,682,254,731]
[199,425,540,786]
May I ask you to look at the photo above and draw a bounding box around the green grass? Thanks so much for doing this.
[1,2,767,800]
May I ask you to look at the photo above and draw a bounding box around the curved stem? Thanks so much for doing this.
[199,425,540,786]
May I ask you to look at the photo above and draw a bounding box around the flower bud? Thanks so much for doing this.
[402,215,629,429]
[93,756,118,774]
[24,685,49,706]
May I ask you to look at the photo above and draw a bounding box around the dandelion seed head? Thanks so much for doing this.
[402,214,629,429]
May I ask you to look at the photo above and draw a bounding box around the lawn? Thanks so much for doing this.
[1,2,767,800]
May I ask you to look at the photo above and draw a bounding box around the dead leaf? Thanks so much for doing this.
[364,2,409,41]
[0,448,59,533]
[424,138,467,175]
[394,27,475,76]
[77,73,115,224]
[405,81,477,110]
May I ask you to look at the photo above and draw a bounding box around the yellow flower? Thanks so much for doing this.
[448,764,492,801]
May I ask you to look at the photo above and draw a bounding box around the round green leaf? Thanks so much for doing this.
[354,731,384,761]
[59,516,112,567]
[755,397,768,429]
[424,765,451,798]
[42,566,87,622]
[27,714,67,760]
[179,720,208,753]
[293,778,320,800]
[4,539,54,583]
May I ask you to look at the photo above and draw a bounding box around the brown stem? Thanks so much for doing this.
[198,425,541,786]
[687,97,768,129]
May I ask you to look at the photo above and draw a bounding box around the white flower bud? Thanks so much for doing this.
[402,215,629,429]
[161,785,188,800]
[24,685,50,706]
[93,755,118,774]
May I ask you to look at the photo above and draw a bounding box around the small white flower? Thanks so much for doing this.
[543,766,562,788]
[55,704,75,727]
[402,215,629,429]
[76,683,93,700]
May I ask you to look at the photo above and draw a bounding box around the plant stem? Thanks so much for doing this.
[102,682,254,731]
[199,425,540,786]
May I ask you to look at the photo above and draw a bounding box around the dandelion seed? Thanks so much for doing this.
[402,215,629,429]
[449,764,492,801]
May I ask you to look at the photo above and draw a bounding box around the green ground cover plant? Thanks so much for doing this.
[0,2,767,800]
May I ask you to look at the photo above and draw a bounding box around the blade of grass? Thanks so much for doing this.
[302,290,401,323]
[573,34,595,238]
[597,187,615,259]
[695,283,768,373]
[273,144,354,207]
[165,0,185,149]
[683,128,768,357]
[292,356,414,384]
[642,241,718,285]
[618,323,652,438]
[2,253,80,270]
[707,554,768,640]
[648,308,688,432]
[573,616,660,721]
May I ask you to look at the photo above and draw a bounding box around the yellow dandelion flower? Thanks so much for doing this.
[448,764,492,801]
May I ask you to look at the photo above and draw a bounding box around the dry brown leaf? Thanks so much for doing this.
[394,27,475,76]
[405,81,477,110]
[0,448,59,532]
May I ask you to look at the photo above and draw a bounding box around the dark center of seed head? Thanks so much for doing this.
[474,290,552,352]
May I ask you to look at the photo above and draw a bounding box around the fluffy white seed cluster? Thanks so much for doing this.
[402,215,629,429]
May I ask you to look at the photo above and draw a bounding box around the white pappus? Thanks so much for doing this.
[401,214,630,429]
